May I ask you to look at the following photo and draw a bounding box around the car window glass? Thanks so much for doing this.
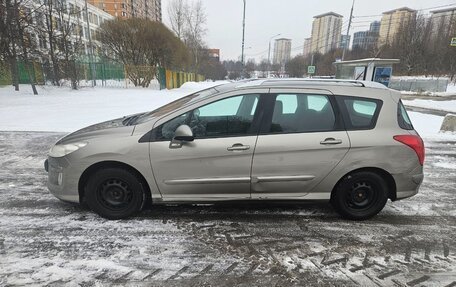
[353,100,377,116]
[156,94,259,140]
[276,95,297,114]
[308,95,328,111]
[342,98,380,129]
[398,100,413,130]
[199,96,242,116]
[270,94,335,133]
[250,97,258,115]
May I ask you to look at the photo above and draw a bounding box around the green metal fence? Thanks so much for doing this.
[0,61,203,89]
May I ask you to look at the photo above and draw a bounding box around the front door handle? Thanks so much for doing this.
[227,143,250,151]
[320,138,343,145]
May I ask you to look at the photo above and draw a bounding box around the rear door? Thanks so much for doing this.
[251,89,350,199]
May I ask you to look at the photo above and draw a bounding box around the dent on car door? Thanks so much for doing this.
[148,92,266,201]
[251,92,350,199]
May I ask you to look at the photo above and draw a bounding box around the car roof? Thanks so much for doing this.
[214,78,389,91]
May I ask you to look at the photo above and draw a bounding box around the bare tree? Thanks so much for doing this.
[0,0,20,90]
[41,0,61,86]
[99,18,190,87]
[183,0,207,73]
[167,0,187,40]
[13,0,40,94]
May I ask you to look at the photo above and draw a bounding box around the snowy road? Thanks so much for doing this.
[0,131,455,286]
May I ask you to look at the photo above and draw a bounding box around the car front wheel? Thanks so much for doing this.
[85,168,145,219]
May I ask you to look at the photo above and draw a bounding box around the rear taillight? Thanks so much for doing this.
[393,135,425,165]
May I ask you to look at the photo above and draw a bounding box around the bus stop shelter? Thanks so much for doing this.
[333,58,400,87]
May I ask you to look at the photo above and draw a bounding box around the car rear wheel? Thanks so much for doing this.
[331,171,388,220]
[85,168,145,219]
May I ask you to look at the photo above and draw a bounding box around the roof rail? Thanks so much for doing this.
[262,78,366,87]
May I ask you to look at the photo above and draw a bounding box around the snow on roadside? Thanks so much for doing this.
[408,111,455,141]
[403,99,456,114]
[0,82,223,132]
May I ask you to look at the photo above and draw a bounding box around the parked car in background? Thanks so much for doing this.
[45,79,424,220]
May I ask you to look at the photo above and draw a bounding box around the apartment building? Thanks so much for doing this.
[88,0,162,21]
[430,7,456,37]
[272,38,292,66]
[378,7,416,45]
[339,34,350,50]
[303,37,312,57]
[310,12,343,54]
[352,21,380,50]
[26,0,113,59]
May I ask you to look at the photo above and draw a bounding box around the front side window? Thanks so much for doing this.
[155,94,259,140]
[270,94,336,133]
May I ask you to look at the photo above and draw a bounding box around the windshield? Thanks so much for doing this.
[133,87,219,124]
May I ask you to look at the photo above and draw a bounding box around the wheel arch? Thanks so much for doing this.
[78,160,152,206]
[330,167,397,201]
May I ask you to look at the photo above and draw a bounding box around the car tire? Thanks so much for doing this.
[331,171,388,220]
[85,168,145,220]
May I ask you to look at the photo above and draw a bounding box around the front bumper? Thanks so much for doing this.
[45,157,80,203]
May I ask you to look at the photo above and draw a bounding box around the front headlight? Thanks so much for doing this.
[49,142,88,158]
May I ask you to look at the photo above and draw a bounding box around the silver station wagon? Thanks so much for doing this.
[45,79,425,220]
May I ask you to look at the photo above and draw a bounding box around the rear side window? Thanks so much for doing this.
[337,96,382,130]
[398,100,413,130]
[270,94,336,133]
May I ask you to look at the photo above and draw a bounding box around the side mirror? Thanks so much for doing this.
[173,125,194,142]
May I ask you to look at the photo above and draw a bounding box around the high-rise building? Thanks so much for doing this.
[339,35,351,50]
[352,21,380,50]
[369,21,381,33]
[430,7,456,37]
[303,38,312,57]
[273,38,292,66]
[310,12,343,54]
[378,7,416,46]
[352,31,379,50]
[88,0,162,21]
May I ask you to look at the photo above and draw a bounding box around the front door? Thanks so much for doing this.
[251,91,350,199]
[149,93,264,201]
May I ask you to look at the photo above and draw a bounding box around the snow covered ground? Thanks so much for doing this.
[0,82,223,132]
[403,99,456,114]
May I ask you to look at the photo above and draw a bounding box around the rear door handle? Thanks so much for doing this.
[320,138,343,145]
[227,143,250,151]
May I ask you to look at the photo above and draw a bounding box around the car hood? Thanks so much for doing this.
[56,113,143,145]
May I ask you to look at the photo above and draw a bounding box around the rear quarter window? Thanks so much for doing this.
[337,96,383,130]
[397,100,414,130]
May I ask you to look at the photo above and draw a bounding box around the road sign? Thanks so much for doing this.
[451,37,456,47]
[308,66,316,74]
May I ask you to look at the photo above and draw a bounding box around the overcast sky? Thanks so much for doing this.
[162,0,456,62]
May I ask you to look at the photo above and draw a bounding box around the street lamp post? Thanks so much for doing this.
[241,0,246,76]
[267,33,281,78]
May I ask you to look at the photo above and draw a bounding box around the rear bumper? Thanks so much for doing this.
[45,157,81,204]
[393,170,424,200]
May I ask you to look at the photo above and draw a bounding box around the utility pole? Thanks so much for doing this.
[342,0,354,61]
[84,0,96,86]
[241,0,246,77]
